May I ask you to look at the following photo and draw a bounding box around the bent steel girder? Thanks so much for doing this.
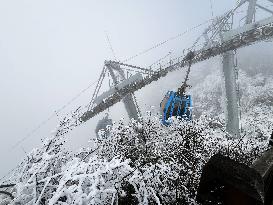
[79,19,273,123]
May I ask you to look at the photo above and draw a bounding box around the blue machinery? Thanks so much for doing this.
[160,91,192,125]
[160,51,194,125]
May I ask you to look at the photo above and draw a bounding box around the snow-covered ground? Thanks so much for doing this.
[0,115,269,204]
[1,57,273,204]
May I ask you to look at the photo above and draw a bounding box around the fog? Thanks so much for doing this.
[1,0,271,179]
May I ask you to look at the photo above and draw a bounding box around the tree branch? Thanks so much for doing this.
[0,190,14,199]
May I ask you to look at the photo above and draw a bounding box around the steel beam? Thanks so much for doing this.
[108,60,154,74]
[93,73,142,105]
[256,4,273,15]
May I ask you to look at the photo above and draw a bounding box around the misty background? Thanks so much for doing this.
[1,0,273,179]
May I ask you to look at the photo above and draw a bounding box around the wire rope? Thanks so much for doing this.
[11,79,99,149]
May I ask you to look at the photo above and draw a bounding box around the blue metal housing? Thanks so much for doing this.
[160,91,192,125]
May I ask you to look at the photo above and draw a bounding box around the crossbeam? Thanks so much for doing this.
[256,4,273,14]
[107,60,155,74]
[93,73,143,105]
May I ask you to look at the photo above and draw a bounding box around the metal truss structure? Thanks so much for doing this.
[87,61,152,120]
[56,0,273,138]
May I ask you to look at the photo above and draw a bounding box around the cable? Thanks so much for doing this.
[0,159,27,183]
[10,0,248,150]
[121,2,242,66]
[210,0,214,18]
[56,79,99,113]
[104,30,118,61]
[11,79,99,150]
[0,166,18,183]
[121,18,213,63]
[148,52,172,68]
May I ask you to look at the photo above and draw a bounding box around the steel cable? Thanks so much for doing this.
[11,79,99,149]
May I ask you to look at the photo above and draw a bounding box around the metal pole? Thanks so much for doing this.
[222,51,240,137]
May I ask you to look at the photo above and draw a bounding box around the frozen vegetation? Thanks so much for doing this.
[1,67,273,204]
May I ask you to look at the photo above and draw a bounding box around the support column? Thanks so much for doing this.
[222,51,240,137]
[122,94,139,120]
[246,0,257,24]
[107,63,139,120]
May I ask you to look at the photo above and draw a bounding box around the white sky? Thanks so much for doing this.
[1,0,271,179]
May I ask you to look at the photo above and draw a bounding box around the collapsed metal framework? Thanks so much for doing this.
[81,20,273,121]
[192,0,273,136]
[88,61,153,120]
[55,0,273,137]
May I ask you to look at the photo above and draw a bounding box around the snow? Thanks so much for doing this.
[1,66,272,204]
